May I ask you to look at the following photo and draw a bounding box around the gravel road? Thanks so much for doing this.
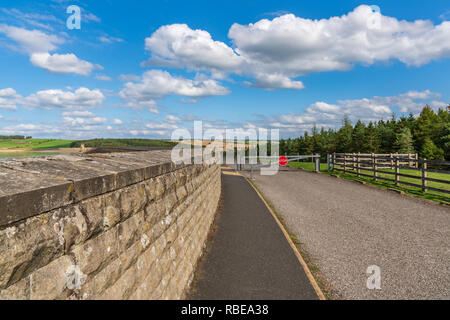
[242,168,450,299]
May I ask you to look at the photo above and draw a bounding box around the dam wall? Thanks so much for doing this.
[0,150,221,300]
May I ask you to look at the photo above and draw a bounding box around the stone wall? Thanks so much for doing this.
[0,151,221,300]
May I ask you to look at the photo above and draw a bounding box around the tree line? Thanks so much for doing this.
[279,105,450,161]
[0,135,32,140]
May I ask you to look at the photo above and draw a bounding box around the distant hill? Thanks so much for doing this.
[70,138,177,148]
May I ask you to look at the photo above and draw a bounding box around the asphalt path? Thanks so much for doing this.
[187,170,318,300]
[240,168,450,300]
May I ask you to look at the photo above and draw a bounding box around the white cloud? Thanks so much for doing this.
[63,116,107,126]
[145,122,178,130]
[125,121,180,138]
[22,87,105,110]
[84,12,101,23]
[123,100,159,114]
[0,8,63,31]
[230,5,450,70]
[62,110,95,117]
[0,123,62,135]
[257,90,447,133]
[246,73,304,90]
[0,88,21,110]
[0,25,99,75]
[166,115,181,122]
[98,36,124,44]
[143,5,450,90]
[30,52,97,75]
[119,70,230,111]
[112,118,123,125]
[0,24,63,53]
[144,24,242,72]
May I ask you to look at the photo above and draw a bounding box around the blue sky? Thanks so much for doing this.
[0,0,449,139]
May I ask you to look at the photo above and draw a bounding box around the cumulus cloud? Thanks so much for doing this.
[112,118,123,125]
[63,116,107,126]
[258,90,447,134]
[119,70,230,111]
[30,53,96,75]
[0,123,62,135]
[22,87,105,110]
[143,24,242,72]
[0,88,21,110]
[245,73,304,90]
[229,6,450,71]
[0,24,99,75]
[143,5,450,90]
[166,115,181,122]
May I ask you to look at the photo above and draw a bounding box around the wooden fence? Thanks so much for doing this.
[329,153,450,195]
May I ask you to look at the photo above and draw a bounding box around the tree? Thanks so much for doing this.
[442,124,450,160]
[421,138,444,160]
[394,127,415,154]
[336,116,353,153]
[413,105,436,153]
[363,122,380,153]
[378,119,397,153]
[351,120,366,152]
[277,105,449,160]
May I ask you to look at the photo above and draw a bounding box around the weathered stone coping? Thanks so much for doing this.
[0,150,186,227]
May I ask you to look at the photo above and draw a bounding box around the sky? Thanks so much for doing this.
[0,0,449,139]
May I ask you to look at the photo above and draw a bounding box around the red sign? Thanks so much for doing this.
[279,156,288,166]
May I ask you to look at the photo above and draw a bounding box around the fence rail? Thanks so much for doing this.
[329,153,450,195]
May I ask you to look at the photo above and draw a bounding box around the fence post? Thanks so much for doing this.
[332,152,336,171]
[390,153,393,168]
[395,157,399,186]
[351,153,354,171]
[422,159,427,193]
[416,153,419,168]
[327,154,331,171]
[315,154,320,173]
[372,153,377,181]
[357,152,360,177]
[344,154,347,174]
[408,153,412,168]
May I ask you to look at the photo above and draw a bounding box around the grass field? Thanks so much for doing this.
[0,139,75,150]
[0,138,178,150]
[289,161,450,203]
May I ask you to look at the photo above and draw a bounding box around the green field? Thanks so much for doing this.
[0,139,75,150]
[289,161,450,203]
[288,162,330,172]
[0,138,178,150]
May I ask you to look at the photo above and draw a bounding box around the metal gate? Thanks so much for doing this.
[237,154,321,179]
